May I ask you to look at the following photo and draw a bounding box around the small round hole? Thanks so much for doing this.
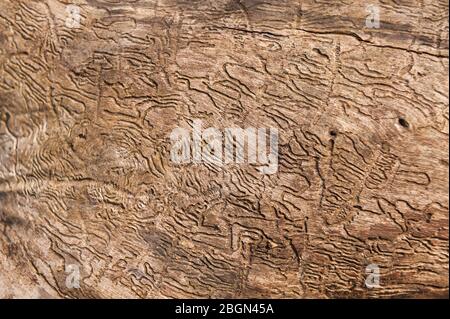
[398,118,409,128]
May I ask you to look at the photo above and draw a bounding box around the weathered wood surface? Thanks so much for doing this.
[0,0,448,298]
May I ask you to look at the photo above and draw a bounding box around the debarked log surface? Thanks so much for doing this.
[0,0,448,298]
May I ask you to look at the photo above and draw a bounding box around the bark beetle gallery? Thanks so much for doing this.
[0,0,448,299]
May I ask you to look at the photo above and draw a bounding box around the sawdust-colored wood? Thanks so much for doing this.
[0,0,448,298]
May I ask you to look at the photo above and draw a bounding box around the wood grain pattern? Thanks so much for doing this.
[0,0,448,298]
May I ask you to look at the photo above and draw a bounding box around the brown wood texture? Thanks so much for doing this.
[0,0,449,299]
